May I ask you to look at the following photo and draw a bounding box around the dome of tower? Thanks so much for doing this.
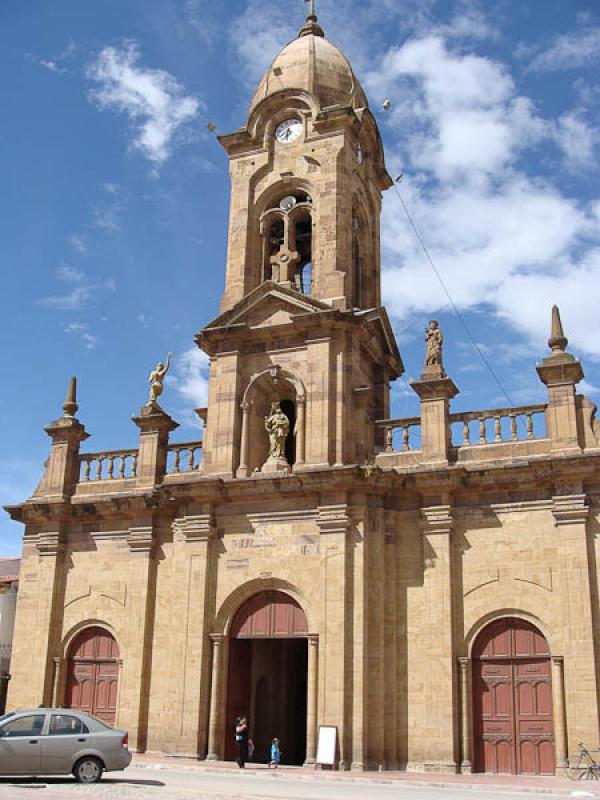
[249,20,368,116]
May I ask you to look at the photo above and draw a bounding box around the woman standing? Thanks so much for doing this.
[234,716,249,768]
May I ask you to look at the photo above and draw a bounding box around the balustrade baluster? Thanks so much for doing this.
[479,417,487,445]
[95,458,104,481]
[186,448,194,472]
[494,416,502,443]
[118,456,126,479]
[402,426,410,452]
[526,412,534,439]
[461,420,469,445]
[83,459,91,482]
[510,414,517,441]
[131,453,138,476]
[107,456,115,479]
[385,427,393,453]
[172,448,181,474]
[192,447,201,470]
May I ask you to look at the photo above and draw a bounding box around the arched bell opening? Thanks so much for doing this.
[238,370,306,477]
[259,190,313,293]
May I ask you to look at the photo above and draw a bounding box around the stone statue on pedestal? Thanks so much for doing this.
[425,321,443,366]
[265,402,289,460]
[148,353,172,405]
[422,321,446,378]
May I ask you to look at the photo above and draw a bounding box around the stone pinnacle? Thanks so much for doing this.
[62,376,78,418]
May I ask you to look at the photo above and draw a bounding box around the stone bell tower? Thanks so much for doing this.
[197,5,403,477]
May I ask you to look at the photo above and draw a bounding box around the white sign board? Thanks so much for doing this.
[316,725,337,766]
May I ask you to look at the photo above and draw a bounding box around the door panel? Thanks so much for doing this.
[65,628,120,725]
[473,618,555,775]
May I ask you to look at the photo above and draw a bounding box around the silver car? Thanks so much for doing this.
[0,708,132,783]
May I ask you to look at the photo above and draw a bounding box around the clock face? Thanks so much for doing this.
[275,118,302,144]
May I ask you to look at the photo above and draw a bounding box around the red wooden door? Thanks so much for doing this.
[66,627,120,725]
[473,618,554,775]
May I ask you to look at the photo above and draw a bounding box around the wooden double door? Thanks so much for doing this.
[473,618,555,775]
[65,627,120,725]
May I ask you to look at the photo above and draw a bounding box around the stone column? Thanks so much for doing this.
[207,634,225,760]
[52,657,65,707]
[237,402,250,478]
[458,657,472,773]
[132,404,179,488]
[305,634,319,765]
[295,396,306,468]
[552,656,568,772]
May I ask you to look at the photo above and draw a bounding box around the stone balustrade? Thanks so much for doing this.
[166,441,203,475]
[79,449,139,482]
[377,416,422,454]
[449,403,547,447]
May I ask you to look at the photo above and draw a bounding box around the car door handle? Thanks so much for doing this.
[29,740,38,744]
[77,738,86,742]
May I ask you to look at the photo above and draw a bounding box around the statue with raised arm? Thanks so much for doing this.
[425,320,443,367]
[265,401,290,460]
[148,353,172,405]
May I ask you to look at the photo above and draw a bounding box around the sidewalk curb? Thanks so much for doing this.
[133,758,600,796]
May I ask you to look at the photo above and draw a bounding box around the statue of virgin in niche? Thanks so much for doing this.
[265,402,290,460]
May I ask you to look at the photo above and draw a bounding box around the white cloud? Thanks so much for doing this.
[87,41,201,164]
[529,26,600,72]
[68,234,87,254]
[56,264,85,283]
[62,322,98,350]
[37,268,115,312]
[554,112,597,169]
[167,347,210,407]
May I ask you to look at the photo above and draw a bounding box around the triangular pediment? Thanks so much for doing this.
[203,281,330,332]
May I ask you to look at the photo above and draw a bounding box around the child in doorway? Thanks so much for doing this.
[269,737,281,768]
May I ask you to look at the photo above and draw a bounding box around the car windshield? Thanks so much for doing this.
[0,713,15,724]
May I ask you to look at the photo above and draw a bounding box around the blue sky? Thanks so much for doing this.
[2,0,600,555]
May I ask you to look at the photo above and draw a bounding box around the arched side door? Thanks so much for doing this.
[472,617,555,775]
[65,627,120,725]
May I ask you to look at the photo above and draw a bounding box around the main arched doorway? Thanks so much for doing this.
[65,626,120,725]
[472,617,555,775]
[225,591,308,765]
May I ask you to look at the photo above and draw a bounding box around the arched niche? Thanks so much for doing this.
[238,367,306,477]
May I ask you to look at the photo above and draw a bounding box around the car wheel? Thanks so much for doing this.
[74,756,104,784]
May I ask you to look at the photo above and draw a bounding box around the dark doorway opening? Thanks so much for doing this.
[226,638,307,765]
[280,399,296,466]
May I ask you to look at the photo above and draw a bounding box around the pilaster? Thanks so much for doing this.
[147,508,217,756]
[418,504,458,772]
[317,496,351,769]
[552,488,600,754]
[117,516,158,751]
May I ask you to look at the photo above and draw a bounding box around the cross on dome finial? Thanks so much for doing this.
[299,0,324,37]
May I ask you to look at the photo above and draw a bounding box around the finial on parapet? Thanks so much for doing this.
[62,376,78,418]
[548,304,568,354]
[299,0,324,37]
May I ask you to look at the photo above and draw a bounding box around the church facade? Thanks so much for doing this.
[7,7,600,776]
